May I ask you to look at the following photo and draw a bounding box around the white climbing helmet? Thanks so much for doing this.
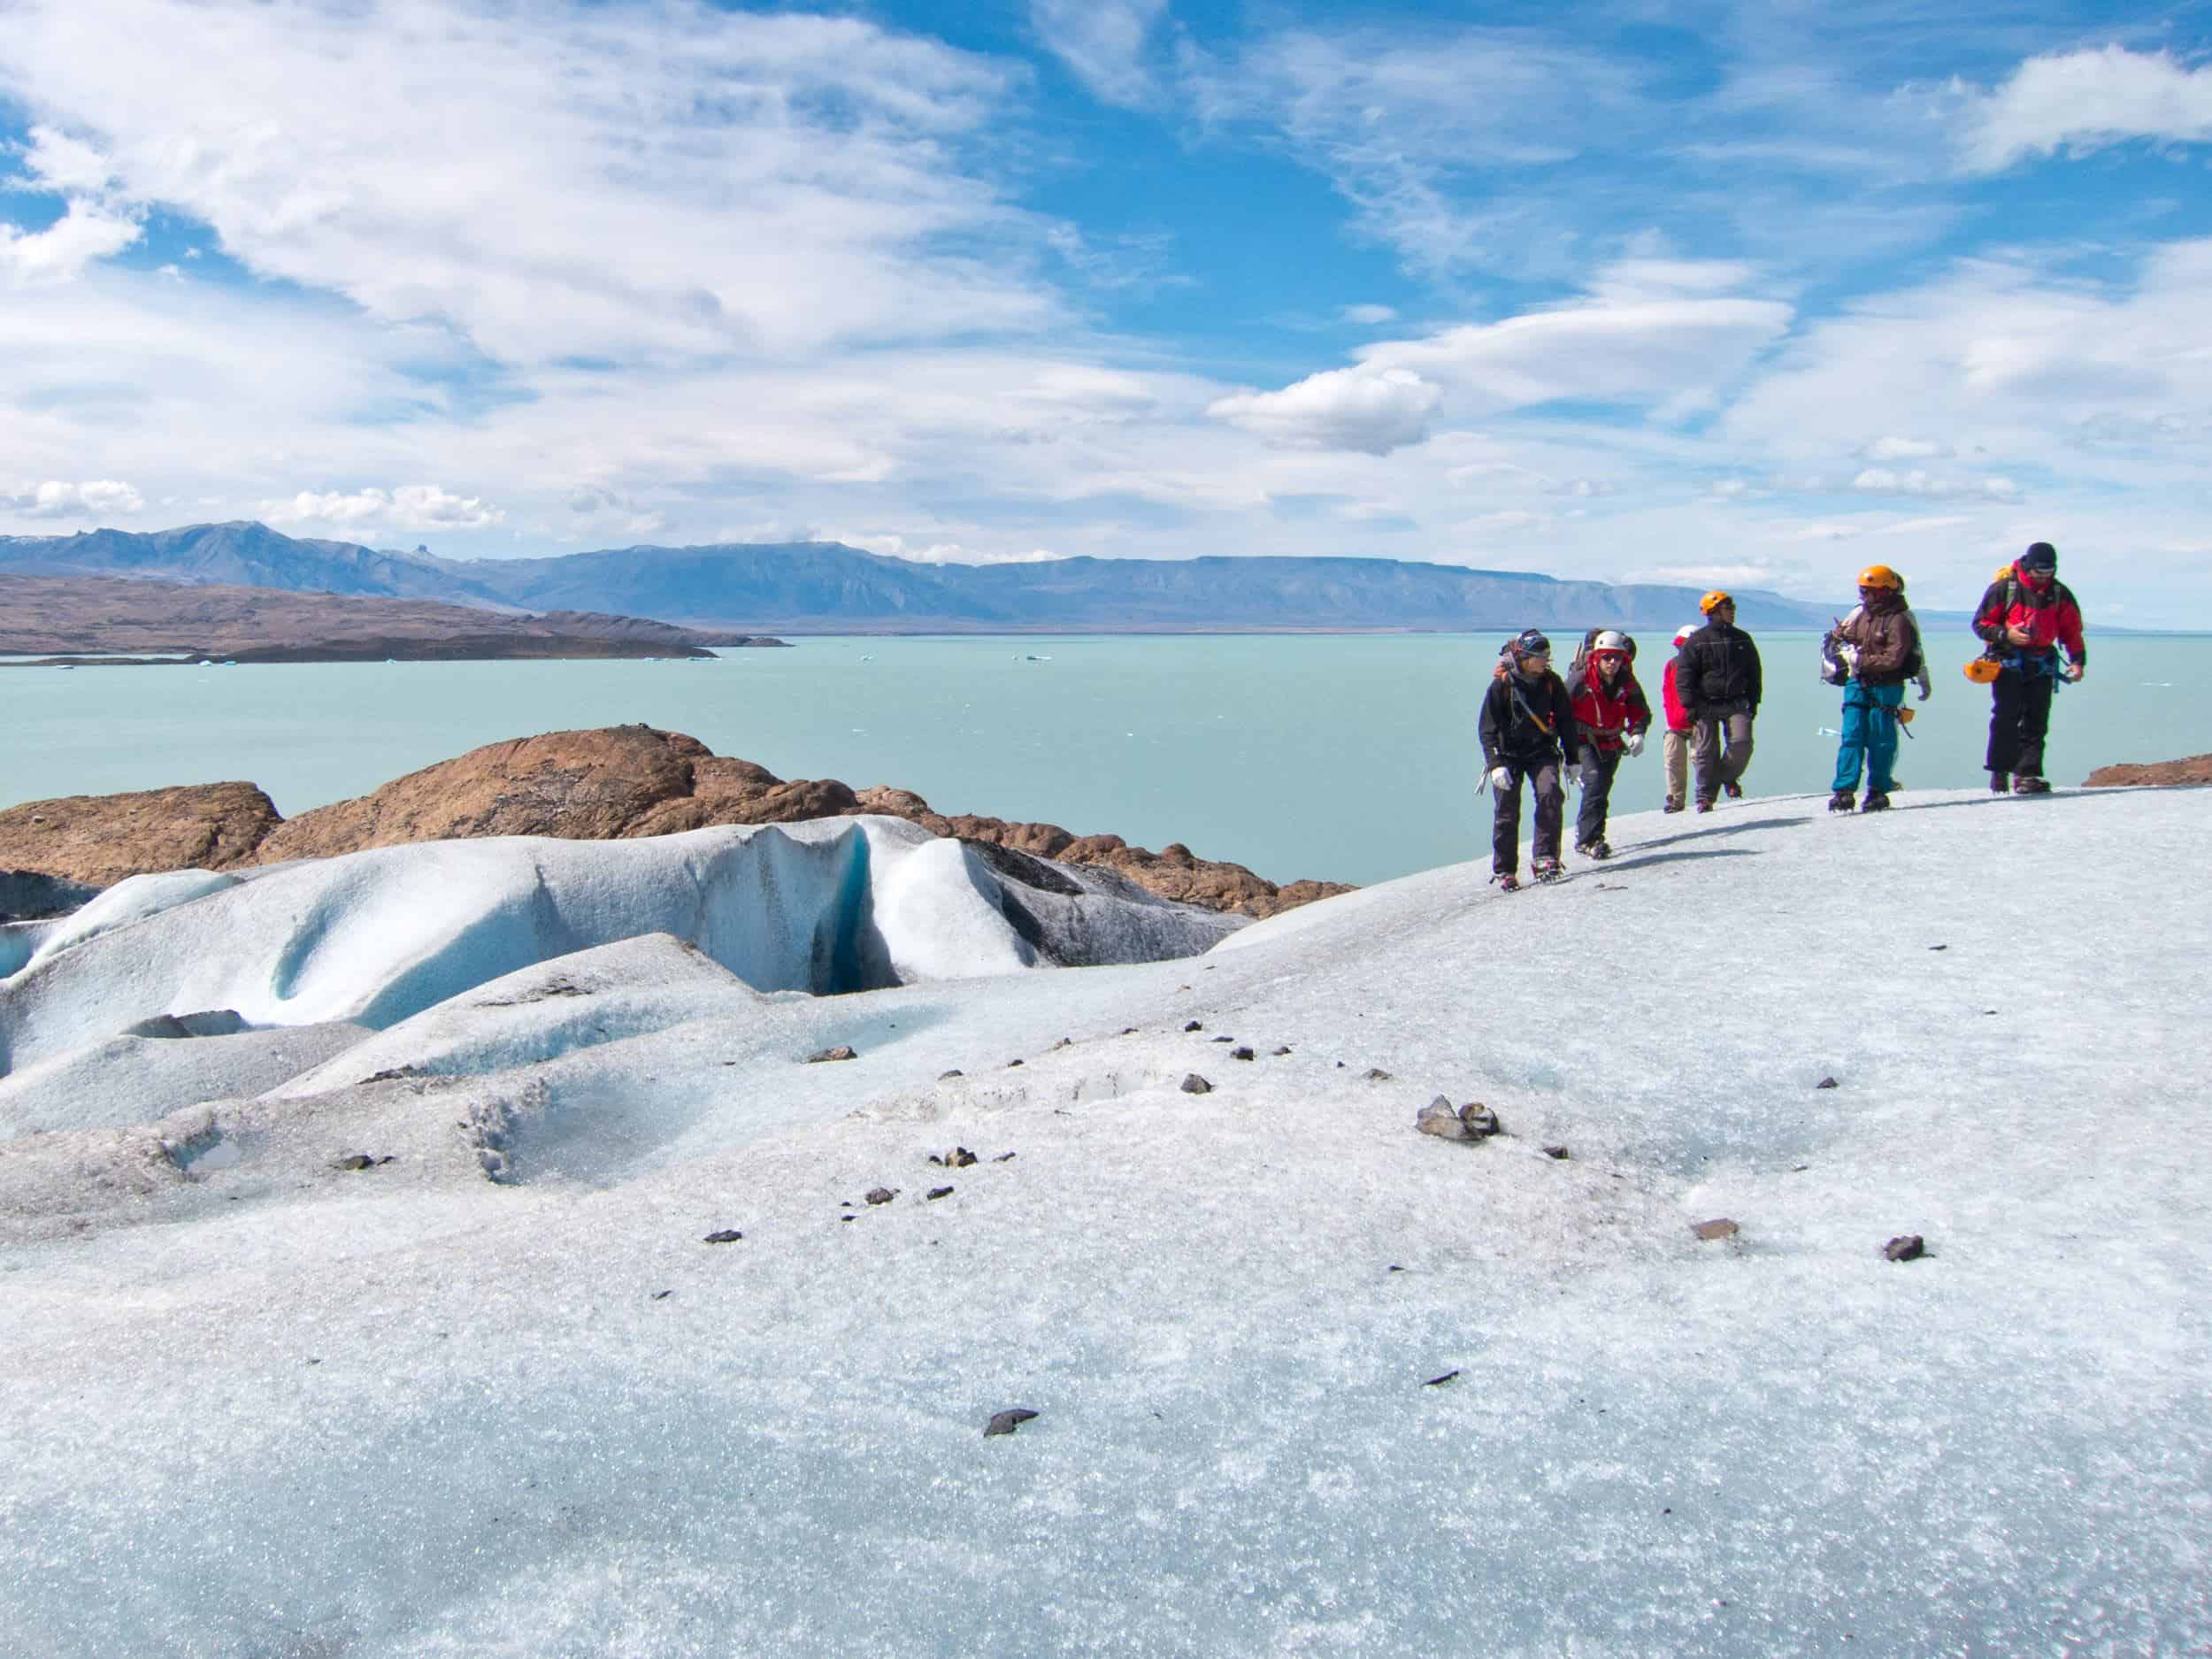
[1591,629,1630,656]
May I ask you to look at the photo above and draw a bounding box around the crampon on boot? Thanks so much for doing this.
[1662,797,1684,814]
[1989,772,2011,794]
[1724,780,1745,799]
[1828,789,1856,812]
[1532,857,1567,883]
[1861,791,1891,811]
[1574,838,1613,860]
[2013,776,2052,795]
[1492,871,1520,892]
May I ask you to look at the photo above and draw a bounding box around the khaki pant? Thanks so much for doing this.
[1662,730,1691,807]
[1689,710,1755,803]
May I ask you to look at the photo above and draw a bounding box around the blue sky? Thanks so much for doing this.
[4,1,2211,618]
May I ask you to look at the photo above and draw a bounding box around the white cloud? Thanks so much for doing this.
[1861,435,1950,461]
[265,485,505,531]
[2,478,144,518]
[1341,303,1397,326]
[1960,47,2212,173]
[1030,0,1168,109]
[1208,366,1441,455]
[1851,467,2022,502]
[0,199,141,286]
[0,0,1048,358]
[839,532,1067,565]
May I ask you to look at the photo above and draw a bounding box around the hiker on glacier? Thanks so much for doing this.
[1563,630,1651,858]
[1823,565,1931,814]
[1480,629,1581,890]
[1970,541,2085,795]
[1658,622,1698,813]
[1672,592,1763,812]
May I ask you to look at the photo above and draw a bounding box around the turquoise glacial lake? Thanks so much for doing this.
[5,632,2202,888]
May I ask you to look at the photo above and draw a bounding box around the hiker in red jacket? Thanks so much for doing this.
[1563,631,1651,858]
[1658,623,1697,813]
[1971,541,2085,795]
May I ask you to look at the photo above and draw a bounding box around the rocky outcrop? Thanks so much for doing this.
[2085,754,2212,788]
[0,726,1351,919]
[0,783,280,888]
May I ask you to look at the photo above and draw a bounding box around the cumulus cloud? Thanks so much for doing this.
[265,485,505,531]
[1960,47,2212,173]
[1030,0,1168,108]
[2,478,144,517]
[1208,366,1442,455]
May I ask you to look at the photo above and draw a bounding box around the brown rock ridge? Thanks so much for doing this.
[0,782,280,889]
[2084,754,2212,787]
[0,726,1353,918]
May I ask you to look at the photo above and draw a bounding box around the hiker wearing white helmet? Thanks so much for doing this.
[1657,622,1699,812]
[1563,628,1651,858]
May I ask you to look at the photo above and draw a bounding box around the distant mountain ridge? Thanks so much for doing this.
[0,521,1834,633]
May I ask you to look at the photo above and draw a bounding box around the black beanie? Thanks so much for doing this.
[2021,541,2058,571]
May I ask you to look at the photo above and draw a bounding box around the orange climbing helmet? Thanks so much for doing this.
[1856,565,1903,591]
[1964,657,2003,684]
[1700,590,1733,615]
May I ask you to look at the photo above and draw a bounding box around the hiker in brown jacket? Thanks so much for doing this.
[1825,565,1929,812]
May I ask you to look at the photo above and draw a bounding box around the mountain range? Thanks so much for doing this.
[0,521,1836,634]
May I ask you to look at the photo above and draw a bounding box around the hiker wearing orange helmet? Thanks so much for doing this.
[1971,541,2085,795]
[1671,591,1762,812]
[1824,565,1929,813]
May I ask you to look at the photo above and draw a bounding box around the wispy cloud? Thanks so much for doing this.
[1030,0,1169,109]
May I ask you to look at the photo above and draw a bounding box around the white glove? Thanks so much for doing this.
[1489,766,1512,790]
[1624,730,1646,757]
[1916,669,1932,702]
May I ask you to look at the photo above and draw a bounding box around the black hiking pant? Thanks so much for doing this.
[1986,664,2056,778]
[1576,748,1621,847]
[1491,755,1564,874]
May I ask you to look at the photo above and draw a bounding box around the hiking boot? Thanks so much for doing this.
[1861,791,1890,812]
[1532,857,1566,883]
[1828,789,1856,813]
[1492,871,1520,892]
[1724,780,1745,799]
[1662,796,1684,814]
[1989,772,2010,794]
[1694,798,1715,814]
[1575,838,1613,860]
[2014,775,2051,795]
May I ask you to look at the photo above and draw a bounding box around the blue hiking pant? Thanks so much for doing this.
[1832,682,1904,793]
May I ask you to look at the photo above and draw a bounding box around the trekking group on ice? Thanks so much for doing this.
[1479,540,2090,891]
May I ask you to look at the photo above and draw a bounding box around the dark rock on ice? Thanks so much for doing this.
[926,1187,954,1201]
[703,1229,744,1244]
[1232,1047,1255,1061]
[1364,1068,1392,1081]
[1883,1234,1926,1262]
[1184,1021,1203,1033]
[864,1187,896,1206]
[1693,1218,1741,1241]
[1180,1074,1212,1094]
[1459,1103,1501,1139]
[807,1045,858,1064]
[1423,1370,1462,1387]
[1816,1076,1839,1089]
[1541,1145,1571,1160]
[984,1408,1040,1438]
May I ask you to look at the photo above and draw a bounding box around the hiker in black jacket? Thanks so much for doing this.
[1479,629,1580,889]
[1672,592,1762,811]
